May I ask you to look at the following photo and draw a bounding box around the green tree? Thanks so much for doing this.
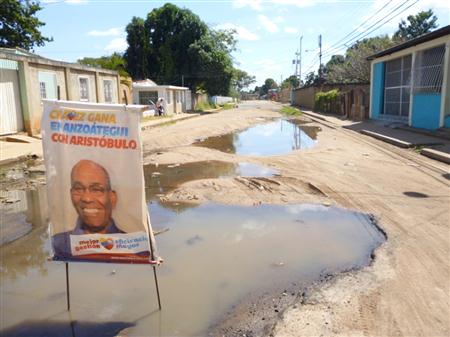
[124,17,149,80]
[326,36,394,83]
[232,69,256,92]
[0,0,52,50]
[394,10,438,41]
[304,71,319,86]
[260,78,278,95]
[281,75,300,89]
[124,3,236,95]
[78,53,129,77]
[187,28,236,95]
[78,53,131,86]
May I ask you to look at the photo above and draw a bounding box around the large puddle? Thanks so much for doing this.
[1,187,385,336]
[144,160,279,206]
[195,119,321,156]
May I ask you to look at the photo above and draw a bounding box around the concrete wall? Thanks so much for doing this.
[412,93,442,130]
[69,70,96,102]
[133,87,187,114]
[292,86,316,109]
[98,75,118,103]
[278,88,291,103]
[292,83,369,114]
[23,66,119,135]
[211,96,234,105]
[26,63,66,134]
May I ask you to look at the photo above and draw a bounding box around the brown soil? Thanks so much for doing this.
[141,101,449,337]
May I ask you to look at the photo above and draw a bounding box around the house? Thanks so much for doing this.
[132,79,191,114]
[368,25,450,130]
[0,48,121,136]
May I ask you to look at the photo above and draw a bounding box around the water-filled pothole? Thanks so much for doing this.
[144,160,279,203]
[195,119,321,156]
[1,197,385,337]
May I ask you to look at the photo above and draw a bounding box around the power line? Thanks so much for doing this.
[324,0,393,52]
[320,0,419,60]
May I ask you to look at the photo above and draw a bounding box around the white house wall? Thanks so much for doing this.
[99,75,119,103]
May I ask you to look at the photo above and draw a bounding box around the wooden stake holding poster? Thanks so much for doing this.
[41,100,161,309]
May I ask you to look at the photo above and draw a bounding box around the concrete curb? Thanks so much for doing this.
[140,113,200,131]
[0,155,31,167]
[300,111,327,121]
[360,130,413,148]
[421,148,450,164]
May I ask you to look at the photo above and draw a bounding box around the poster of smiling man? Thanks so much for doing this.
[41,100,157,264]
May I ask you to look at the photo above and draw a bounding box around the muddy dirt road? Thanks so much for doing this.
[141,100,449,336]
[1,100,448,336]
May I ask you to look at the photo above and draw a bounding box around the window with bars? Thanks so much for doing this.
[413,44,445,94]
[79,77,89,101]
[138,91,158,105]
[39,82,47,99]
[384,54,412,117]
[103,80,113,103]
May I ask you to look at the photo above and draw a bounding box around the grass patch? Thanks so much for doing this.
[196,101,217,111]
[281,106,302,116]
[413,145,424,153]
[221,102,237,110]
[141,115,170,123]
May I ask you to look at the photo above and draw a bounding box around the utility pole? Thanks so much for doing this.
[299,35,303,85]
[318,34,322,82]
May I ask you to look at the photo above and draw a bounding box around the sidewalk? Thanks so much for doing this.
[0,113,200,166]
[301,109,450,164]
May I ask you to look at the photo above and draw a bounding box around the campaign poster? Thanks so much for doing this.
[41,100,157,264]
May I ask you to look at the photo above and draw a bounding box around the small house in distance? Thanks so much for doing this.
[132,79,191,115]
[0,48,121,136]
[368,25,450,130]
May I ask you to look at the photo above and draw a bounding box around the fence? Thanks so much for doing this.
[292,83,370,120]
[210,95,234,105]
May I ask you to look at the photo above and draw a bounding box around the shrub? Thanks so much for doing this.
[314,89,340,112]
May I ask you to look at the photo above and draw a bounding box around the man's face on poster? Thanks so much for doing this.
[70,160,117,233]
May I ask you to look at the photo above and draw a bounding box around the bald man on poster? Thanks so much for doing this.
[52,160,125,258]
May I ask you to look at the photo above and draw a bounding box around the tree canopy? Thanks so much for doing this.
[324,36,395,84]
[0,0,52,50]
[393,10,438,41]
[303,10,439,87]
[281,75,300,89]
[260,78,278,95]
[78,53,129,77]
[232,69,256,92]
[124,3,238,95]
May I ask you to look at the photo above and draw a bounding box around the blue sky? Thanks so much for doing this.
[36,0,450,88]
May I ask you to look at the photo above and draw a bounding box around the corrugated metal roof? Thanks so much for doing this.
[367,25,450,61]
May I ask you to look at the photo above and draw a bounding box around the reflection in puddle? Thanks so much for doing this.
[144,161,279,210]
[0,186,48,245]
[1,197,385,336]
[195,119,321,156]
[1,320,134,337]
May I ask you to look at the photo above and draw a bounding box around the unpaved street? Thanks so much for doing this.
[142,100,449,336]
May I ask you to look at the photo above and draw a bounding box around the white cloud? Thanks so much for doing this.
[284,26,299,34]
[271,0,316,8]
[105,38,127,52]
[65,0,88,4]
[258,14,279,33]
[274,16,285,23]
[232,0,263,11]
[233,0,317,11]
[215,23,260,41]
[88,27,124,37]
